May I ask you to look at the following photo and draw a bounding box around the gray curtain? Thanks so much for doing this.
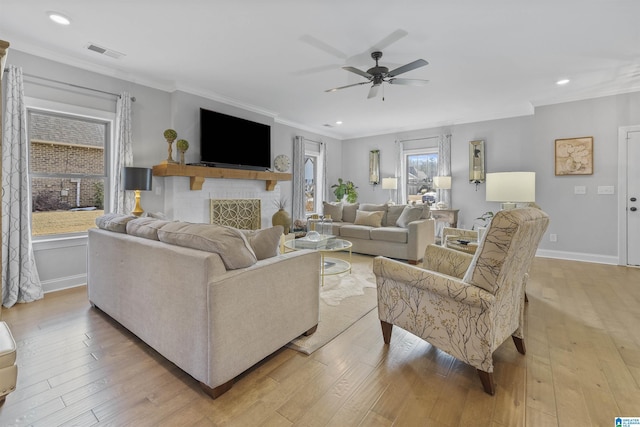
[112,92,134,214]
[437,134,452,207]
[320,141,327,206]
[292,136,305,222]
[2,65,43,307]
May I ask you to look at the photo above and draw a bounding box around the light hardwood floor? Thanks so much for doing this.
[0,256,639,426]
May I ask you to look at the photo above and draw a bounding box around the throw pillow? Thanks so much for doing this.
[322,201,343,222]
[341,203,360,223]
[359,203,388,225]
[385,205,407,227]
[158,222,257,270]
[396,205,424,228]
[240,225,283,260]
[95,213,137,233]
[126,217,171,240]
[353,210,385,227]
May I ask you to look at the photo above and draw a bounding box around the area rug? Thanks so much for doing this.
[286,253,377,355]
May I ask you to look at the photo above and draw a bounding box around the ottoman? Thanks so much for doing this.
[0,321,17,404]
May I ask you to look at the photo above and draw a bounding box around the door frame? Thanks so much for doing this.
[617,125,640,266]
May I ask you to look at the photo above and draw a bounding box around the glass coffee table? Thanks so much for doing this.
[284,237,352,286]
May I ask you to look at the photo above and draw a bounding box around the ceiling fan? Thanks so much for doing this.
[326,51,429,99]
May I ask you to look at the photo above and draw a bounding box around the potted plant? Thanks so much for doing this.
[271,198,291,234]
[331,178,358,203]
[176,139,189,165]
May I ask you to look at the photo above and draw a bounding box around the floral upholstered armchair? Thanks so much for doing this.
[373,207,549,395]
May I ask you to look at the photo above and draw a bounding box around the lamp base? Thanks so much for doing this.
[501,202,517,210]
[436,201,448,209]
[131,189,144,217]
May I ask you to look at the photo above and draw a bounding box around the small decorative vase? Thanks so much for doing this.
[272,208,291,234]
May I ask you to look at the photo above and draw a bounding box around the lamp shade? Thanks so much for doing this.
[122,167,152,191]
[382,177,398,190]
[433,176,452,190]
[486,172,535,203]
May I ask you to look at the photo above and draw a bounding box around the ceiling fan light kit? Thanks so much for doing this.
[326,50,429,99]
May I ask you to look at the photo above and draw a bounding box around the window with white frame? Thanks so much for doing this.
[304,141,324,215]
[27,103,112,237]
[404,147,438,204]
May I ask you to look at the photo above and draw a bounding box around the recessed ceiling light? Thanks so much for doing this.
[48,12,71,25]
[556,79,570,85]
[335,121,343,125]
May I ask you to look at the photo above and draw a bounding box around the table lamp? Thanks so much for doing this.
[433,176,452,209]
[123,167,152,216]
[382,177,398,205]
[486,172,535,210]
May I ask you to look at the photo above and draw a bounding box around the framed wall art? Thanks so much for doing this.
[555,136,593,175]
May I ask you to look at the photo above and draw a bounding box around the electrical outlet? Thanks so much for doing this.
[574,186,586,194]
[155,185,162,196]
[597,185,615,195]
[549,234,557,242]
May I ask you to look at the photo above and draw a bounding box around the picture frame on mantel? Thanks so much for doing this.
[555,136,593,176]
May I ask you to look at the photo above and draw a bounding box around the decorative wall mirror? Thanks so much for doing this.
[369,149,380,185]
[469,140,485,186]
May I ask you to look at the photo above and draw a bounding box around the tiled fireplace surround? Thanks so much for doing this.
[160,176,284,228]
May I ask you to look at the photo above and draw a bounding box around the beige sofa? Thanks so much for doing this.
[321,202,435,264]
[87,215,320,399]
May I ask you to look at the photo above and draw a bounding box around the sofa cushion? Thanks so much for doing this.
[126,217,171,240]
[158,222,257,270]
[385,205,406,227]
[95,213,137,233]
[396,205,425,228]
[370,226,409,243]
[359,203,388,225]
[322,202,343,222]
[240,225,283,260]
[354,210,385,227]
[339,224,373,240]
[342,203,359,223]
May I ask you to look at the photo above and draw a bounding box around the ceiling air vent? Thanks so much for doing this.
[85,43,125,59]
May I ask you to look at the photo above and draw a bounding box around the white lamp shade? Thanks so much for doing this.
[486,172,535,202]
[382,177,398,190]
[433,176,452,190]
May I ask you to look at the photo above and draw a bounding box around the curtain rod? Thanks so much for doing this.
[397,134,451,143]
[3,68,135,101]
[303,137,323,144]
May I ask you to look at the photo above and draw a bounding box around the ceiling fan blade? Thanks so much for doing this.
[299,34,348,59]
[342,66,373,79]
[388,59,428,77]
[371,29,409,51]
[367,84,381,99]
[388,78,430,86]
[325,81,369,92]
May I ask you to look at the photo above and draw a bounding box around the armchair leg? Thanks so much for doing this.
[512,336,526,355]
[380,321,393,344]
[477,370,496,395]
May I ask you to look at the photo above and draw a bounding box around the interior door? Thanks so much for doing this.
[627,130,640,266]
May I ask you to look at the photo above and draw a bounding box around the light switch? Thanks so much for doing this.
[574,186,586,195]
[597,186,615,195]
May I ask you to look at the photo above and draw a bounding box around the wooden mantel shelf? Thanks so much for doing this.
[152,163,292,191]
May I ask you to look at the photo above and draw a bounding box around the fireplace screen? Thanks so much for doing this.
[210,199,261,230]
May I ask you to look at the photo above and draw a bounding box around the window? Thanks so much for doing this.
[405,148,438,204]
[28,105,111,236]
[304,141,325,215]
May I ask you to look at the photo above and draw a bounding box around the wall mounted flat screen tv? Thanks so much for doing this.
[200,108,271,171]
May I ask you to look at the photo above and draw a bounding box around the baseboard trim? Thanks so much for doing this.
[42,274,87,294]
[536,249,619,265]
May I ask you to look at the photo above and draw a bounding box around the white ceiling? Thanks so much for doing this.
[2,0,640,139]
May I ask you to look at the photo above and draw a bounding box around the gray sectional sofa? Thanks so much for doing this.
[321,202,435,264]
[87,215,321,399]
